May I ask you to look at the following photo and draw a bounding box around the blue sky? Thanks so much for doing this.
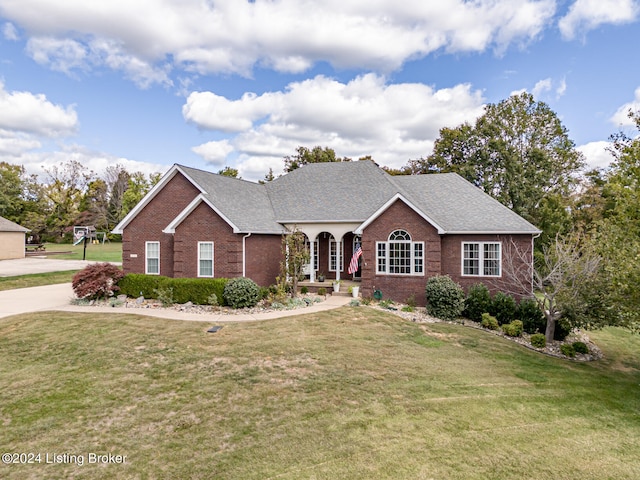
[0,0,639,182]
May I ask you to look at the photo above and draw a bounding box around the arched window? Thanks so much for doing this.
[376,230,424,275]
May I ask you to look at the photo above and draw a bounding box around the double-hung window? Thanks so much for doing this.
[145,241,160,275]
[376,230,424,275]
[198,242,214,277]
[462,242,501,277]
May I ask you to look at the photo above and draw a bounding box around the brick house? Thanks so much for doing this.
[113,160,540,305]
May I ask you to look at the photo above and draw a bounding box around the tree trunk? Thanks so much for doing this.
[544,311,558,344]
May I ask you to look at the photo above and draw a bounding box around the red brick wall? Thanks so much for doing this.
[122,172,201,276]
[173,202,242,278]
[173,202,282,285]
[441,234,534,299]
[245,234,283,286]
[361,200,441,306]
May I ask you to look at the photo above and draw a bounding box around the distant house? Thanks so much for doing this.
[0,216,29,260]
[113,161,540,305]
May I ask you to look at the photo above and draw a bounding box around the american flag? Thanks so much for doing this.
[348,244,362,274]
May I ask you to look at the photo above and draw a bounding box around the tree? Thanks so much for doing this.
[121,171,160,217]
[105,165,131,229]
[410,93,584,247]
[217,166,240,178]
[42,160,92,240]
[284,146,350,172]
[500,235,617,343]
[0,162,26,223]
[279,228,310,298]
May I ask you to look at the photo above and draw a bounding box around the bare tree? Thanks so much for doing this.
[500,235,601,343]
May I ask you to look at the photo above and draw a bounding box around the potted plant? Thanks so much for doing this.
[317,272,325,282]
[351,285,360,298]
[333,280,341,292]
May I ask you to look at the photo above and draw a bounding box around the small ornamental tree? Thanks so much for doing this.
[425,275,465,320]
[280,227,310,298]
[72,263,124,300]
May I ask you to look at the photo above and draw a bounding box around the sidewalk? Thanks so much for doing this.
[0,283,353,321]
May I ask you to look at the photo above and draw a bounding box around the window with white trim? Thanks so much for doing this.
[145,241,160,275]
[305,239,319,272]
[329,235,343,272]
[376,230,424,275]
[198,242,214,277]
[462,242,501,277]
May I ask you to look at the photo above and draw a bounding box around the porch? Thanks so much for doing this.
[298,278,361,297]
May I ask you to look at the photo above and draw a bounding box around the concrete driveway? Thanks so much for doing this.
[0,258,120,277]
[0,283,75,318]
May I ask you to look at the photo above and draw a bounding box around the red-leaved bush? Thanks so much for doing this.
[72,263,125,300]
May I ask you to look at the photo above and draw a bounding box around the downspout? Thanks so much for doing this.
[531,232,541,296]
[242,233,252,277]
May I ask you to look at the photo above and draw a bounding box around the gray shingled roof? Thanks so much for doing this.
[0,216,29,232]
[179,165,283,233]
[265,161,397,222]
[391,174,540,233]
[176,161,539,234]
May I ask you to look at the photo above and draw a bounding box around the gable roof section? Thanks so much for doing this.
[179,165,283,234]
[0,215,29,233]
[112,165,204,234]
[390,173,541,234]
[113,160,540,237]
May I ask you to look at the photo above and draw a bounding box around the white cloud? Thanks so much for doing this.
[577,140,615,170]
[191,140,234,166]
[2,22,19,41]
[0,81,78,137]
[184,74,486,180]
[2,0,557,83]
[26,36,172,88]
[532,78,552,98]
[559,0,639,40]
[11,143,167,179]
[0,129,41,156]
[610,86,640,126]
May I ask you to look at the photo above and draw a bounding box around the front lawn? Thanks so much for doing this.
[40,241,122,262]
[0,308,638,479]
[0,271,78,291]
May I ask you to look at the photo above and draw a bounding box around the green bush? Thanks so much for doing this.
[463,283,492,322]
[516,298,545,334]
[425,275,465,320]
[572,341,589,354]
[481,313,499,330]
[502,320,524,337]
[118,274,228,305]
[224,277,260,309]
[554,319,572,341]
[154,286,174,306]
[560,343,576,357]
[489,292,517,325]
[530,333,546,348]
[300,286,309,295]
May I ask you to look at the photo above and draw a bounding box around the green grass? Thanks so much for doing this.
[40,241,122,262]
[0,309,638,479]
[0,271,78,291]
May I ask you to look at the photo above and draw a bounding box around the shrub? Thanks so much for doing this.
[117,274,228,305]
[317,287,327,296]
[154,286,174,306]
[516,298,545,334]
[300,286,309,295]
[224,277,260,309]
[560,343,576,357]
[425,275,465,320]
[207,293,219,307]
[554,319,572,341]
[72,263,125,300]
[502,320,524,337]
[530,333,546,348]
[463,283,492,322]
[572,341,589,354]
[481,313,499,330]
[489,292,517,325]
